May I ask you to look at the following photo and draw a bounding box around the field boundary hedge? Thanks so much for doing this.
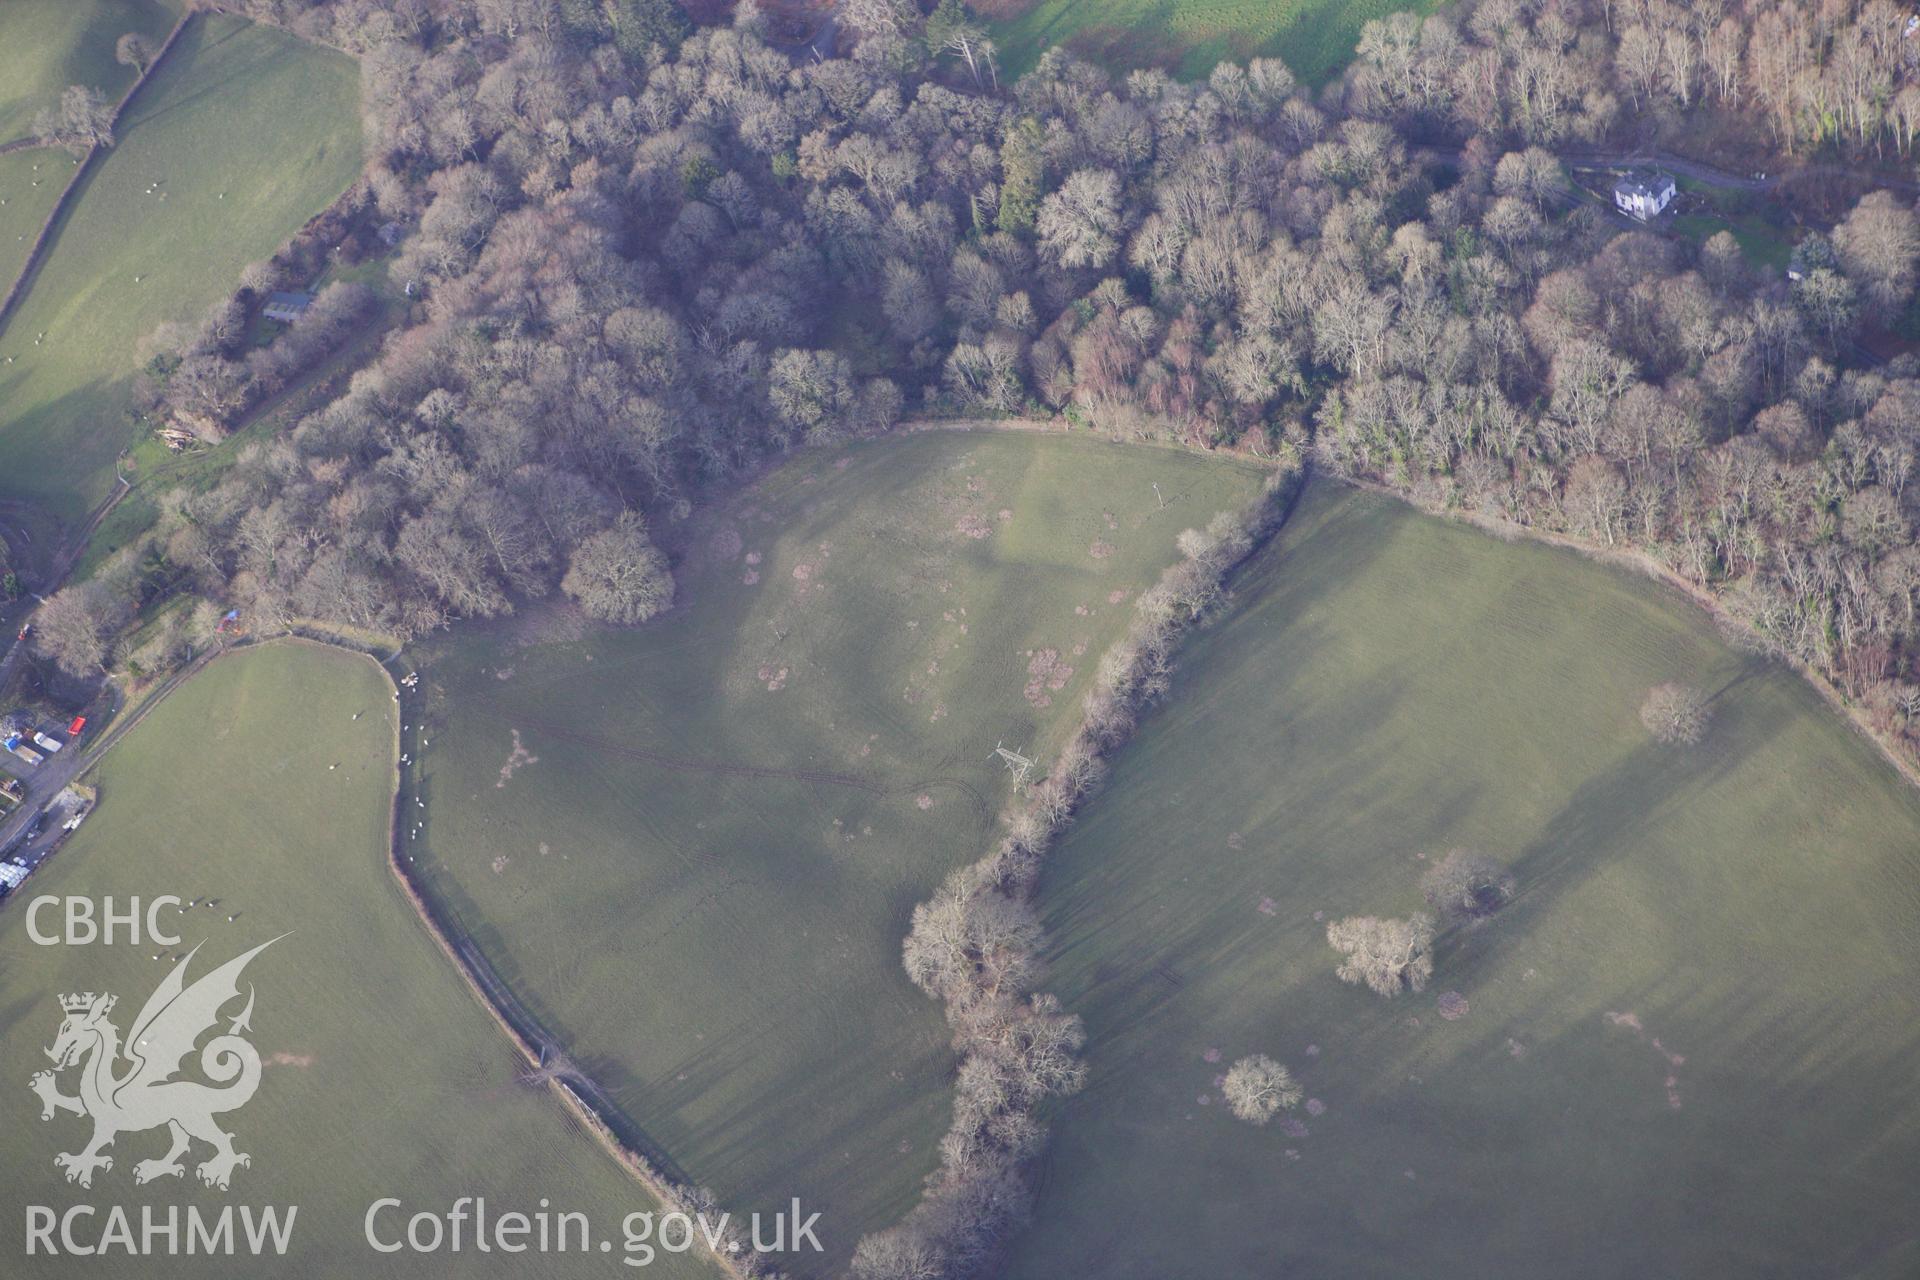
[0,6,194,340]
[27,631,759,1276]
[366,647,765,1279]
[855,453,1309,1278]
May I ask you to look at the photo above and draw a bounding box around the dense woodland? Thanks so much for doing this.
[1347,0,1920,158]
[44,0,1912,744]
[23,2,1920,1270]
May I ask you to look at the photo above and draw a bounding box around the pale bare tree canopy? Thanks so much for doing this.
[1222,1054,1303,1126]
[1328,914,1436,997]
[1641,682,1711,746]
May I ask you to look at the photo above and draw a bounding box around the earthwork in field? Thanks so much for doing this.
[1005,479,1920,1279]
[0,9,360,528]
[0,642,712,1278]
[402,430,1268,1271]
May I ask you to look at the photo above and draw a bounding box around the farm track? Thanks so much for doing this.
[502,712,892,793]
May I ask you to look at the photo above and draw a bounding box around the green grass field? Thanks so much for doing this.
[0,1,181,145]
[0,149,70,290]
[1671,176,1795,271]
[1005,479,1920,1278]
[404,430,1268,1271]
[988,0,1439,85]
[0,642,713,1277]
[0,12,360,527]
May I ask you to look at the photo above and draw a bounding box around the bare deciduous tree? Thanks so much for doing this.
[115,32,154,74]
[1222,1054,1302,1125]
[32,583,132,678]
[31,84,115,153]
[559,514,672,625]
[1641,682,1710,745]
[1327,914,1435,997]
[1035,169,1124,271]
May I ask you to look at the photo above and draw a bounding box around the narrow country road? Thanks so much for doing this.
[0,683,122,866]
[0,478,169,875]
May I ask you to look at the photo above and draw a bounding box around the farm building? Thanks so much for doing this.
[1614,172,1677,222]
[262,290,313,322]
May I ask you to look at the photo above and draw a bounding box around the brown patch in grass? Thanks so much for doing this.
[1606,1010,1689,1108]
[1089,538,1115,560]
[1024,648,1074,706]
[956,514,992,540]
[496,729,538,787]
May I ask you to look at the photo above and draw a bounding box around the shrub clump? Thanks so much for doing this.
[1420,850,1516,922]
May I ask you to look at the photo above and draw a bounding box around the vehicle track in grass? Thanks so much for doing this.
[473,706,995,825]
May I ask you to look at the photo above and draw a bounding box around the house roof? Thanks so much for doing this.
[263,290,312,316]
[1614,171,1676,199]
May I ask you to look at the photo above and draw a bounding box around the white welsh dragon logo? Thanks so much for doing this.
[28,938,281,1191]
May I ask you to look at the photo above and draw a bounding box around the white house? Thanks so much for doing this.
[1614,172,1677,221]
